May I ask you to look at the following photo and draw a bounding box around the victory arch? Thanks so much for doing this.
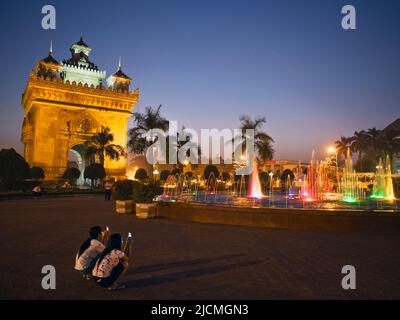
[21,37,139,181]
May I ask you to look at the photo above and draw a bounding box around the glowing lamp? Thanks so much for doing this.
[327,146,336,154]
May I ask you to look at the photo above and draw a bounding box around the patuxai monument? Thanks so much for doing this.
[21,37,139,180]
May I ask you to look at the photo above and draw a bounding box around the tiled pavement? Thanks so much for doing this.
[0,195,399,299]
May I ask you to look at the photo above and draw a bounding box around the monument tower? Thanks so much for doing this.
[21,37,139,181]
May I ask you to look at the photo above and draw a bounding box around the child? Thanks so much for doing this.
[75,226,108,279]
[92,233,129,290]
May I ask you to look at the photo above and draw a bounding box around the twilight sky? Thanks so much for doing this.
[0,0,399,162]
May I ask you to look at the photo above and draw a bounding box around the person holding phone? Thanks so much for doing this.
[74,226,109,279]
[92,233,130,290]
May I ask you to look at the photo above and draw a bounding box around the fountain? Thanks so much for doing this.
[372,158,386,199]
[248,156,263,198]
[300,151,334,202]
[385,155,395,201]
[301,150,318,201]
[371,155,395,200]
[339,149,365,203]
[156,149,398,212]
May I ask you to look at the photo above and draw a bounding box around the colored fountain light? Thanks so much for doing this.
[157,147,398,212]
[301,150,318,201]
[339,148,364,203]
[371,155,396,200]
[342,196,357,203]
[371,158,385,199]
[249,156,263,198]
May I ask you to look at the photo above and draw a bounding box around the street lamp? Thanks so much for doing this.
[327,146,336,154]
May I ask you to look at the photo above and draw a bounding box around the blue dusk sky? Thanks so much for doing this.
[0,0,399,161]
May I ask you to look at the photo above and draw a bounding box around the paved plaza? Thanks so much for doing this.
[0,195,399,299]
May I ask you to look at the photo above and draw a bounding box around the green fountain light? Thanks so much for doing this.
[342,196,357,203]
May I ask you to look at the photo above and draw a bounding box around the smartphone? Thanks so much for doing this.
[106,226,109,232]
[128,232,132,238]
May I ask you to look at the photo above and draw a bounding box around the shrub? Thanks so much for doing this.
[132,182,163,203]
[221,172,230,181]
[9,180,40,192]
[259,171,270,184]
[30,167,45,180]
[0,148,30,190]
[113,180,137,200]
[204,165,220,180]
[63,167,81,183]
[185,171,193,178]
[84,163,106,181]
[171,168,182,176]
[160,170,170,181]
[281,169,295,182]
[134,168,148,181]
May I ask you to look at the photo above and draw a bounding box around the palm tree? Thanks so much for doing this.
[128,105,169,155]
[381,129,400,167]
[84,127,125,166]
[350,130,369,162]
[235,115,274,162]
[335,136,353,160]
[366,127,383,160]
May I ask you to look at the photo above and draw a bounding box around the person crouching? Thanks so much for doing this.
[74,226,108,279]
[92,234,129,290]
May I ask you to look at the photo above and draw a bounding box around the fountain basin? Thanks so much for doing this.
[156,201,400,233]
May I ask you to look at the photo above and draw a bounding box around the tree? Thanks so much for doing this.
[132,181,163,203]
[85,127,124,166]
[234,115,274,162]
[128,105,169,155]
[366,127,382,158]
[354,158,376,173]
[0,148,30,189]
[171,167,182,176]
[185,171,193,178]
[380,129,400,166]
[204,165,220,180]
[113,180,135,200]
[350,130,369,161]
[63,167,81,184]
[335,136,353,160]
[135,168,148,181]
[337,126,400,171]
[84,163,106,186]
[281,169,295,182]
[259,171,270,184]
[30,167,45,180]
[221,172,231,181]
[160,170,170,181]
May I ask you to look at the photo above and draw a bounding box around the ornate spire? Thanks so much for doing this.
[39,40,59,65]
[107,56,132,90]
[75,34,89,48]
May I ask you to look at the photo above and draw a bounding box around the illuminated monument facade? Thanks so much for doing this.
[21,37,139,180]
